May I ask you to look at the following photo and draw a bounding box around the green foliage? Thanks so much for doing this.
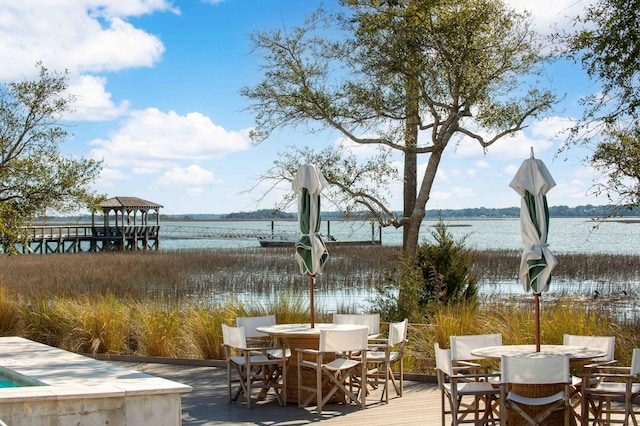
[590,123,640,210]
[185,304,231,360]
[415,221,478,306]
[372,220,478,322]
[242,0,558,256]
[0,63,103,253]
[559,0,640,122]
[557,0,640,213]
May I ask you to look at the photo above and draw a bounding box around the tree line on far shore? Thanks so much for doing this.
[150,204,639,221]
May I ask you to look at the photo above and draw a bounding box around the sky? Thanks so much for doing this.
[0,0,606,215]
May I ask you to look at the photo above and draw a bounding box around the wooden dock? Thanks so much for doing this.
[15,225,160,254]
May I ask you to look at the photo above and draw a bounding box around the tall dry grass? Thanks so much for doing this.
[0,246,638,371]
[408,295,640,375]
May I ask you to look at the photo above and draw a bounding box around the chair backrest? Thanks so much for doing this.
[388,318,408,347]
[236,314,276,339]
[332,313,380,336]
[434,342,453,377]
[319,326,369,353]
[562,334,615,362]
[631,348,640,376]
[222,324,247,350]
[501,354,570,385]
[450,333,502,361]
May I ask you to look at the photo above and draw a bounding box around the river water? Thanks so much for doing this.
[160,217,640,318]
[161,217,640,255]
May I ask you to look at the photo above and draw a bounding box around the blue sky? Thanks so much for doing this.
[0,0,604,215]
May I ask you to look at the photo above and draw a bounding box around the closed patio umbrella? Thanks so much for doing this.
[293,164,329,328]
[509,148,558,352]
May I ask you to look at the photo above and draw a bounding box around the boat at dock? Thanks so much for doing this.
[256,233,380,248]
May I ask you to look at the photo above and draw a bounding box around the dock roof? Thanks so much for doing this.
[100,196,163,210]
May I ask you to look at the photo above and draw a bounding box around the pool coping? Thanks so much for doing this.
[0,337,192,399]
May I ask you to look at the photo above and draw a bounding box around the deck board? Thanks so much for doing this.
[111,361,632,425]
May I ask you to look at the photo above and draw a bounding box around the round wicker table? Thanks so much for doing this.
[256,323,366,404]
[471,345,607,426]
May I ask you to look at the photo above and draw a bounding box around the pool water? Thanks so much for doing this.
[0,379,19,388]
[0,367,45,388]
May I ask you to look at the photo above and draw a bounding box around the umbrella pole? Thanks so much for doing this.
[534,292,541,352]
[309,274,315,328]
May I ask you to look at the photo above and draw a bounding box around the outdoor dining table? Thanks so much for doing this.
[256,323,368,404]
[470,345,608,426]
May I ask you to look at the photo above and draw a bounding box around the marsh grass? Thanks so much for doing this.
[0,286,18,335]
[135,304,185,357]
[407,294,640,374]
[0,247,638,370]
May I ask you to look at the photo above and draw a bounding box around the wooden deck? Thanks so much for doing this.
[111,361,442,425]
[111,360,635,425]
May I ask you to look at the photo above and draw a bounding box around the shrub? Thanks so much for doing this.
[373,220,478,322]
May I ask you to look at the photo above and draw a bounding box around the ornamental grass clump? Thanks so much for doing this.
[134,303,185,358]
[185,303,230,360]
[0,285,19,336]
[67,294,132,355]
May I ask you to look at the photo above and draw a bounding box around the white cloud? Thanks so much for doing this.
[86,0,179,18]
[95,167,129,188]
[65,75,129,121]
[530,116,575,140]
[185,187,206,197]
[158,165,220,186]
[475,160,491,169]
[89,108,251,170]
[504,0,595,34]
[0,1,174,81]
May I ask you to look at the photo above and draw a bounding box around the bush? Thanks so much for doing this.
[373,220,478,322]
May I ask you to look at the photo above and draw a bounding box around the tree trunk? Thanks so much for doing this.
[402,76,420,253]
[404,146,445,257]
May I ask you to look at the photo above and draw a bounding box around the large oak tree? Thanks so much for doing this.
[242,0,558,256]
[0,64,103,252]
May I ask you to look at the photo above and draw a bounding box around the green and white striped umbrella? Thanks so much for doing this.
[293,164,329,328]
[510,148,558,351]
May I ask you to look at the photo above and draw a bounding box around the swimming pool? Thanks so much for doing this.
[0,337,191,425]
[0,365,45,388]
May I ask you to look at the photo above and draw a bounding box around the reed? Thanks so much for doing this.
[0,247,638,371]
[134,303,185,358]
[184,303,232,360]
[61,294,132,354]
[407,295,640,375]
[0,285,19,335]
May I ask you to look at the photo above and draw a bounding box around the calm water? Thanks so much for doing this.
[160,217,640,317]
[161,217,640,255]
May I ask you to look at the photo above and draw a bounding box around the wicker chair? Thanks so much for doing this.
[499,354,571,426]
